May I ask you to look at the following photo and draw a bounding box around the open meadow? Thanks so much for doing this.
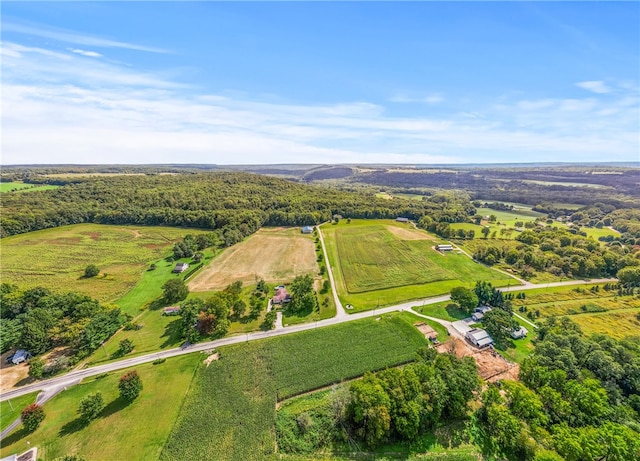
[161,313,427,461]
[0,182,59,193]
[510,284,640,339]
[321,220,514,310]
[189,227,318,291]
[0,354,200,461]
[1,224,208,303]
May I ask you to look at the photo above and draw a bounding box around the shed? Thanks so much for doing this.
[11,349,32,365]
[301,226,314,234]
[475,305,492,314]
[435,244,453,252]
[465,329,494,348]
[173,262,189,273]
[471,312,484,321]
[511,326,529,339]
[396,217,409,223]
[163,306,181,315]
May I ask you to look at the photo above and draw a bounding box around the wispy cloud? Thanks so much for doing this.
[576,80,611,94]
[68,48,102,58]
[1,39,638,165]
[390,93,444,104]
[4,22,168,54]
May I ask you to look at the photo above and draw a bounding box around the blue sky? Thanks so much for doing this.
[2,2,638,165]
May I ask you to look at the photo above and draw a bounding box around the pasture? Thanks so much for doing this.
[322,220,513,310]
[189,227,318,292]
[0,354,200,461]
[510,285,640,339]
[161,313,427,461]
[1,224,208,303]
[0,182,59,193]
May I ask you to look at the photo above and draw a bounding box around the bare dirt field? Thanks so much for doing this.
[415,322,437,339]
[0,351,30,393]
[437,338,519,382]
[385,225,436,241]
[189,227,318,291]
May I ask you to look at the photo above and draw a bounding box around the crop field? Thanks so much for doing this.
[1,224,207,303]
[0,182,59,193]
[510,285,640,339]
[0,354,200,461]
[322,220,513,310]
[161,313,427,461]
[189,227,318,291]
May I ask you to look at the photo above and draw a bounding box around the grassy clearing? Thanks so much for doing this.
[496,320,536,364]
[519,179,612,189]
[161,313,427,461]
[417,301,470,322]
[322,220,513,311]
[189,227,318,291]
[0,354,200,461]
[571,309,640,339]
[1,224,208,303]
[0,392,37,432]
[0,182,59,193]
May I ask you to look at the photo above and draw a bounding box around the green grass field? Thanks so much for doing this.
[510,285,640,339]
[322,220,513,311]
[0,182,59,193]
[1,224,208,303]
[0,393,37,432]
[0,355,200,461]
[161,313,427,461]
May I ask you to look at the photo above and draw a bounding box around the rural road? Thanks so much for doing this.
[0,276,613,406]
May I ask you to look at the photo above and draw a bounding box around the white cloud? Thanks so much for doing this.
[389,93,444,104]
[68,48,103,58]
[1,39,638,165]
[576,80,611,94]
[4,22,168,53]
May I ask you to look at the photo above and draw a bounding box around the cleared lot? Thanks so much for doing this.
[189,227,318,291]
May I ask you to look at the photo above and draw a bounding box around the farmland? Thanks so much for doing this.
[161,313,427,460]
[510,284,640,339]
[321,220,513,310]
[189,227,318,292]
[1,224,208,303]
[0,182,59,193]
[0,354,200,461]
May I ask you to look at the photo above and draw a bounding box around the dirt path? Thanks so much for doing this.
[317,224,348,318]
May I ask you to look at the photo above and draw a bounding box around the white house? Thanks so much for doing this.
[511,326,529,339]
[466,329,494,348]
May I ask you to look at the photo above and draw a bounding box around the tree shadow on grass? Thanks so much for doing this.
[149,297,169,311]
[2,427,30,446]
[445,303,469,320]
[100,397,132,419]
[59,417,86,437]
[160,318,183,349]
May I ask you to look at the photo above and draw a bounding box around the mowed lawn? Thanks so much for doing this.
[161,314,427,461]
[322,220,513,311]
[0,354,200,461]
[189,227,318,292]
[0,393,37,432]
[1,224,208,303]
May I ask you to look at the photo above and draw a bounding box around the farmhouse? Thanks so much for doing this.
[301,226,314,234]
[163,306,181,315]
[173,262,189,273]
[396,217,409,223]
[272,287,291,304]
[466,329,494,348]
[435,244,453,252]
[511,326,529,339]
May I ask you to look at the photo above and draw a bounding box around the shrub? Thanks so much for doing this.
[21,403,45,432]
[119,370,143,401]
[118,339,134,355]
[28,357,44,379]
[84,264,100,278]
[78,392,104,423]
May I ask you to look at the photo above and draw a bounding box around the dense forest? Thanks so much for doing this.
[0,172,473,240]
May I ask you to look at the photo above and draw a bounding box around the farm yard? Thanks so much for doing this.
[188,227,318,292]
[161,313,427,461]
[0,354,200,461]
[0,224,208,303]
[321,219,514,310]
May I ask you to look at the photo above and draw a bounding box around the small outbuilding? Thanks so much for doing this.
[435,244,453,252]
[173,262,189,273]
[10,349,32,365]
[511,326,529,339]
[471,312,484,321]
[466,329,494,348]
[163,306,181,315]
[301,226,314,234]
[396,217,409,223]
